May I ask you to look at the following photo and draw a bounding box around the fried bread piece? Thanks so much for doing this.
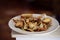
[21,14,32,18]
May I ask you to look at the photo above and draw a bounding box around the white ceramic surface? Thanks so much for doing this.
[8,14,59,34]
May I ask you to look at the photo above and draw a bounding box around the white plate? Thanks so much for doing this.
[8,14,59,35]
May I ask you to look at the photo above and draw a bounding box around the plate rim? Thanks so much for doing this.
[8,14,59,34]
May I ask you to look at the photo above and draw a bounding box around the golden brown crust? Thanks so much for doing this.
[21,14,32,18]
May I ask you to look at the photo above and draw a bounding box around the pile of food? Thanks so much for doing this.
[13,14,51,32]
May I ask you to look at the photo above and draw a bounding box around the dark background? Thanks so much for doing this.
[0,0,60,40]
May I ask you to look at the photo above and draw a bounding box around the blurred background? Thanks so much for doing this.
[0,0,60,40]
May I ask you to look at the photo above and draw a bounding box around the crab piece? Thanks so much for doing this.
[14,20,24,28]
[26,19,30,23]
[32,26,38,30]
[38,22,48,31]
[43,24,48,30]
[28,22,37,29]
[13,19,19,23]
[24,23,28,29]
[27,29,34,32]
